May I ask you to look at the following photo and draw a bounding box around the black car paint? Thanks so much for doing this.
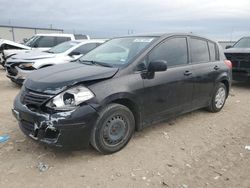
[13,33,232,149]
[25,63,119,94]
[224,37,250,81]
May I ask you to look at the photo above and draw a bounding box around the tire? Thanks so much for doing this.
[90,103,135,154]
[207,82,227,113]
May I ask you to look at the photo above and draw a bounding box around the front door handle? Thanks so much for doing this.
[214,65,220,70]
[184,70,192,76]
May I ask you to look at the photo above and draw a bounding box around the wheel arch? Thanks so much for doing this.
[216,74,230,97]
[220,79,229,97]
[101,93,142,131]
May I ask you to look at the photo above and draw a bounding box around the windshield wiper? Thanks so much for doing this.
[78,60,112,67]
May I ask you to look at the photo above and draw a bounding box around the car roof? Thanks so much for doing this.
[118,33,215,42]
[35,33,74,37]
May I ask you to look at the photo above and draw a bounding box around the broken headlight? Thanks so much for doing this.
[18,62,35,70]
[46,85,94,110]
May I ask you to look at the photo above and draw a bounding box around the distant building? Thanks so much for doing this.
[0,25,63,43]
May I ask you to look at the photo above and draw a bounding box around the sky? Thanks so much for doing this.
[0,0,250,40]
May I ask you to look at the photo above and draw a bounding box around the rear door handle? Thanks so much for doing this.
[214,65,220,70]
[184,70,192,76]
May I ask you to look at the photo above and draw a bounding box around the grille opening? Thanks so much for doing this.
[21,88,53,107]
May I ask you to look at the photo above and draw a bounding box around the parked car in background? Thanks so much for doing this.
[12,33,232,154]
[6,39,105,85]
[0,39,31,67]
[224,37,250,81]
[0,33,90,67]
[218,41,236,49]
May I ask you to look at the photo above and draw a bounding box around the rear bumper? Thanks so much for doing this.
[13,93,99,149]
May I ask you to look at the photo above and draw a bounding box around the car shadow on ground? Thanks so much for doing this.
[32,109,211,159]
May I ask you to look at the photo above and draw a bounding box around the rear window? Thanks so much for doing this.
[190,38,209,63]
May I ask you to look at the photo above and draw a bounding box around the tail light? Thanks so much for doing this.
[224,60,232,69]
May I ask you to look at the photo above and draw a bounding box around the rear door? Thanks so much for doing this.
[189,37,220,107]
[142,37,195,125]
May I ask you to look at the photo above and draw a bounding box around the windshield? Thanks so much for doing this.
[47,41,80,54]
[25,36,38,47]
[79,37,158,66]
[233,37,250,48]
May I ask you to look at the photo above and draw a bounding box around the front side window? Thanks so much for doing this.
[190,38,209,63]
[36,36,55,47]
[79,37,158,67]
[148,37,188,67]
[28,36,56,48]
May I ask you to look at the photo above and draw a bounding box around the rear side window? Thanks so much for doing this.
[208,42,216,61]
[73,43,99,55]
[149,37,188,67]
[55,37,71,45]
[190,38,209,63]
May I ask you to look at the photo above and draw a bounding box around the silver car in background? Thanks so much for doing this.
[1,33,90,67]
[5,39,105,85]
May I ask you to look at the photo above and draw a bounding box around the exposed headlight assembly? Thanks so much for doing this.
[18,62,35,70]
[46,85,94,110]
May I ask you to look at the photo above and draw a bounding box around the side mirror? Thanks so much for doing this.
[148,60,167,72]
[225,45,232,49]
[23,38,28,43]
[69,51,81,56]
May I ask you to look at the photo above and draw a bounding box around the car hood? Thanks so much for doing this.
[11,50,56,60]
[0,39,31,50]
[24,62,119,94]
[224,48,250,54]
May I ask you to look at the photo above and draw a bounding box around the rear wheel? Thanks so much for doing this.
[207,82,227,112]
[90,103,135,154]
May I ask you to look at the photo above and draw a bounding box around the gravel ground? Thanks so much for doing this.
[0,69,249,188]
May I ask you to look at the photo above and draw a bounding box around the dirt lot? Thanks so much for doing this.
[0,68,249,188]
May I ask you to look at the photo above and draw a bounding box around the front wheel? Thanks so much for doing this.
[90,103,135,154]
[207,83,227,112]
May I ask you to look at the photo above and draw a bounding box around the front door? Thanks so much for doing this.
[141,37,194,126]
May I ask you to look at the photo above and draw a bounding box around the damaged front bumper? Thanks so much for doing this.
[6,66,33,85]
[12,93,99,149]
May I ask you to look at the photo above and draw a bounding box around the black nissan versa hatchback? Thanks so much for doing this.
[12,33,232,154]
